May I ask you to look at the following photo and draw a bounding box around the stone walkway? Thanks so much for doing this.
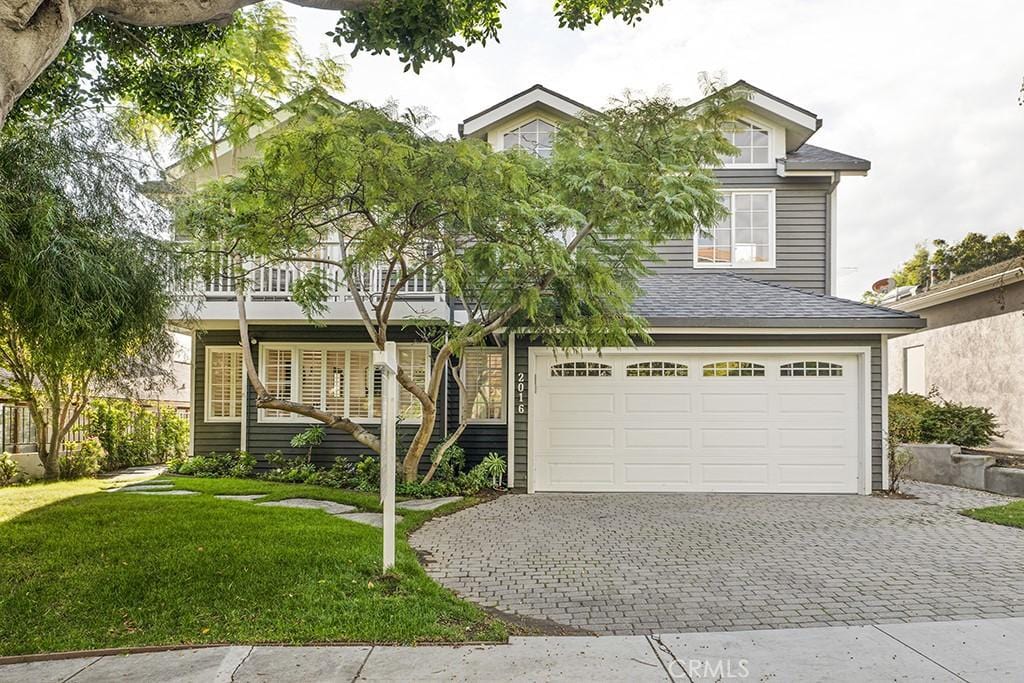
[411,483,1024,635]
[3,617,1022,681]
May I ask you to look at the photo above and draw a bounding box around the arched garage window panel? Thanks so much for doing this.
[550,361,612,377]
[780,361,843,377]
[702,361,765,377]
[626,361,688,377]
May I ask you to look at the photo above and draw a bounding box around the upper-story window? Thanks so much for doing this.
[503,119,556,158]
[695,190,775,268]
[722,120,771,166]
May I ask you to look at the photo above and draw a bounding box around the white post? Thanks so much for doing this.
[373,341,398,572]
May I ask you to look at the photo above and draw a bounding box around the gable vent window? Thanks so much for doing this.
[551,361,612,377]
[702,361,765,378]
[626,361,688,377]
[780,361,843,377]
[722,120,770,165]
[696,190,774,268]
[503,119,556,158]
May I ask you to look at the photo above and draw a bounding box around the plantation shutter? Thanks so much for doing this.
[462,348,505,422]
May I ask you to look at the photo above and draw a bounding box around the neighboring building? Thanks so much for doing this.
[172,81,924,494]
[883,257,1024,450]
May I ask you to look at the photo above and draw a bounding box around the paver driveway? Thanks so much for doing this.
[411,482,1024,635]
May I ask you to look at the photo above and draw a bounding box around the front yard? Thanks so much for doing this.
[0,476,506,657]
[963,500,1024,529]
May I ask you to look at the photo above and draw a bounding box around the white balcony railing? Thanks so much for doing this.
[199,247,443,303]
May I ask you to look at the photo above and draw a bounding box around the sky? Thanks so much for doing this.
[286,0,1024,299]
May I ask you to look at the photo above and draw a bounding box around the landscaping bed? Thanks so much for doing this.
[0,476,506,656]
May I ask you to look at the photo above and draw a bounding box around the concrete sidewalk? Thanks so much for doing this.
[2,617,1021,682]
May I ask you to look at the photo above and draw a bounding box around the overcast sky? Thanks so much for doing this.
[287,0,1024,299]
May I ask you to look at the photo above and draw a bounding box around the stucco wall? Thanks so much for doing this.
[888,310,1024,449]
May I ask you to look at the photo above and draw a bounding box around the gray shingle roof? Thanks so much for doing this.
[633,272,923,328]
[785,144,871,172]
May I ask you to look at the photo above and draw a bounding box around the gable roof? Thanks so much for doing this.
[887,256,1024,312]
[689,80,821,152]
[634,272,924,328]
[459,84,599,138]
[783,144,871,173]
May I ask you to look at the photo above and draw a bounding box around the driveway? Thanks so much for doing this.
[411,482,1024,635]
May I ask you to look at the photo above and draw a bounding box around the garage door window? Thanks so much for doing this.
[780,361,843,377]
[626,361,688,377]
[702,361,765,377]
[551,361,611,377]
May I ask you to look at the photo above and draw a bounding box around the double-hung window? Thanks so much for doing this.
[461,348,506,423]
[258,343,429,423]
[696,190,775,268]
[205,347,244,422]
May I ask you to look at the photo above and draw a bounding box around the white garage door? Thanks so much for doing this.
[531,350,865,493]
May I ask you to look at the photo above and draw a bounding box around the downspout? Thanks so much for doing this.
[826,172,841,296]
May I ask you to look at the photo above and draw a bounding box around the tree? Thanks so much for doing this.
[175,86,736,482]
[0,0,663,127]
[0,121,177,478]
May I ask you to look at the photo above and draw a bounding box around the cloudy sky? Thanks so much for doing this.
[287,0,1024,299]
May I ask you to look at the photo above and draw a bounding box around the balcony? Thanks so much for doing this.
[173,250,449,327]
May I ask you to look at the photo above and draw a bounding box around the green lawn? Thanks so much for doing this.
[0,475,506,656]
[962,500,1024,529]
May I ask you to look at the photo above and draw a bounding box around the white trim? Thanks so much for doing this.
[506,333,516,488]
[204,345,244,423]
[720,116,776,170]
[880,334,890,491]
[188,330,196,455]
[461,87,589,138]
[645,327,919,335]
[459,346,507,424]
[693,189,776,269]
[496,116,559,154]
[889,266,1024,311]
[256,342,431,425]
[240,342,249,452]
[744,90,819,133]
[828,177,839,295]
[527,345,873,495]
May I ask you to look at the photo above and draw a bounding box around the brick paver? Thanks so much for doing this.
[411,483,1024,634]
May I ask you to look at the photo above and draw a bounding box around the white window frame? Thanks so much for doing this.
[204,346,244,423]
[693,189,776,270]
[500,117,558,157]
[720,118,774,169]
[460,347,507,424]
[257,342,430,425]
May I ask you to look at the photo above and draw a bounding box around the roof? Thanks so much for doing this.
[633,272,924,328]
[689,80,821,152]
[459,84,599,138]
[784,144,871,172]
[887,256,1024,312]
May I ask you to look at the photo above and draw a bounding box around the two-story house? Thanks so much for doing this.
[173,81,923,495]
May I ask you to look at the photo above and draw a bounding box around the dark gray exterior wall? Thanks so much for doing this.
[192,326,446,472]
[904,279,1024,330]
[511,334,885,492]
[650,171,831,295]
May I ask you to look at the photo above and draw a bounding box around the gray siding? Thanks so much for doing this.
[651,171,830,295]
[192,326,446,472]
[512,334,885,491]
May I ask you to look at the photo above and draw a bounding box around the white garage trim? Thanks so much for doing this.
[528,345,873,495]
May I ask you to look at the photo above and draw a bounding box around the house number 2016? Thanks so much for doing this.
[516,372,526,414]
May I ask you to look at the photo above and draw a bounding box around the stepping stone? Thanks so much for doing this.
[123,489,199,495]
[121,483,175,491]
[334,512,402,528]
[214,494,266,502]
[396,496,463,511]
[257,498,357,515]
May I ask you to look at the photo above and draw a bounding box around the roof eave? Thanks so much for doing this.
[642,317,926,330]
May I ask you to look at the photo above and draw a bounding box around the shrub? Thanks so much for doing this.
[290,426,325,461]
[168,450,255,478]
[0,452,19,486]
[354,455,381,491]
[262,450,318,484]
[430,441,466,483]
[921,401,1002,448]
[87,400,189,470]
[59,438,104,479]
[480,453,507,489]
[310,457,359,489]
[888,392,930,445]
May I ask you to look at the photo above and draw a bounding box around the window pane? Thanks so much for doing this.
[300,350,324,410]
[325,351,345,415]
[750,194,770,211]
[505,119,557,158]
[399,346,428,420]
[463,349,505,421]
[263,348,293,418]
[751,210,770,228]
[752,148,769,164]
[733,194,751,211]
[349,350,371,419]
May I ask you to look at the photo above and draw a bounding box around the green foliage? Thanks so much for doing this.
[290,425,326,461]
[354,456,382,491]
[86,400,189,471]
[332,0,663,73]
[890,231,1024,287]
[10,15,233,135]
[479,453,507,488]
[262,450,319,484]
[920,402,1002,448]
[889,391,1002,448]
[430,441,466,483]
[58,439,104,480]
[168,450,255,478]
[0,453,18,486]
